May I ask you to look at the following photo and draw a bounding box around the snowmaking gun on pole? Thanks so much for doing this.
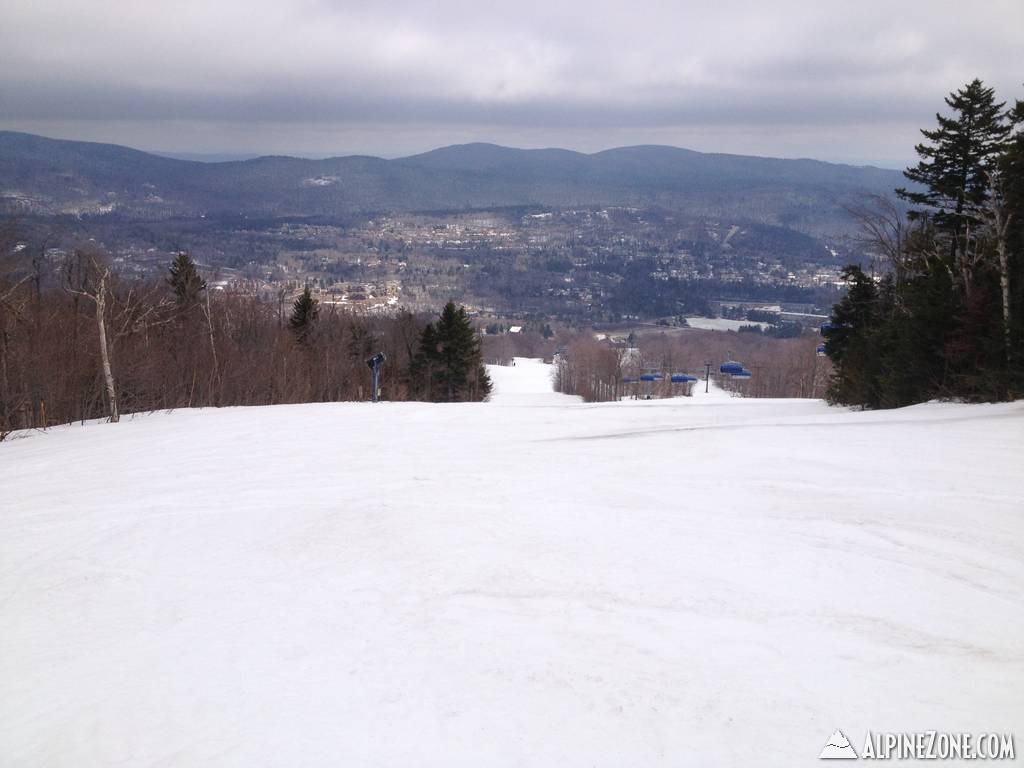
[366,352,386,402]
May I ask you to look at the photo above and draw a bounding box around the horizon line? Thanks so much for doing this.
[0,129,906,172]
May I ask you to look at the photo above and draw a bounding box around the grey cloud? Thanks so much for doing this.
[0,0,1021,165]
[1,77,943,129]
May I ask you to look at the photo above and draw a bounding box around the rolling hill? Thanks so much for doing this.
[0,132,908,234]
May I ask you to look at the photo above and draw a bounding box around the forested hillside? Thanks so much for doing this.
[825,80,1024,406]
[1,133,905,235]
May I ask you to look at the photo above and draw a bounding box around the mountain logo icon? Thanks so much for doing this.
[820,729,858,759]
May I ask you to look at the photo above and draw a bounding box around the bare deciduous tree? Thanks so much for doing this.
[64,251,120,422]
[981,170,1014,362]
[845,195,912,288]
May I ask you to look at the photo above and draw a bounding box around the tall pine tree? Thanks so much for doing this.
[167,252,206,310]
[897,79,1011,298]
[824,265,882,407]
[289,286,319,343]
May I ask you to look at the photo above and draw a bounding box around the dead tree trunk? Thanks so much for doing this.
[985,171,1014,363]
[204,288,219,404]
[66,255,120,424]
[93,271,119,423]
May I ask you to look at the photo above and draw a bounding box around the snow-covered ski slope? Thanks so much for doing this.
[2,358,1022,767]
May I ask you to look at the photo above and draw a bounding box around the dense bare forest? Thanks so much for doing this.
[550,329,827,402]
[0,227,493,437]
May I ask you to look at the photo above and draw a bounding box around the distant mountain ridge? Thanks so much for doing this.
[0,132,908,234]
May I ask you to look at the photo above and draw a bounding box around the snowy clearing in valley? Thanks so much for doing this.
[683,316,768,332]
[2,359,1023,767]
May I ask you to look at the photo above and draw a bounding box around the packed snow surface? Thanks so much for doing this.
[2,358,1023,767]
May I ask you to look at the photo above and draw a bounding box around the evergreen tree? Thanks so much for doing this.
[410,322,439,400]
[166,251,208,401]
[878,256,959,406]
[824,265,881,406]
[411,301,491,402]
[896,80,1022,398]
[167,251,206,309]
[289,286,319,343]
[897,79,1011,290]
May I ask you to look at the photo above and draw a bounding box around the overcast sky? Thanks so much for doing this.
[1,0,1021,167]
